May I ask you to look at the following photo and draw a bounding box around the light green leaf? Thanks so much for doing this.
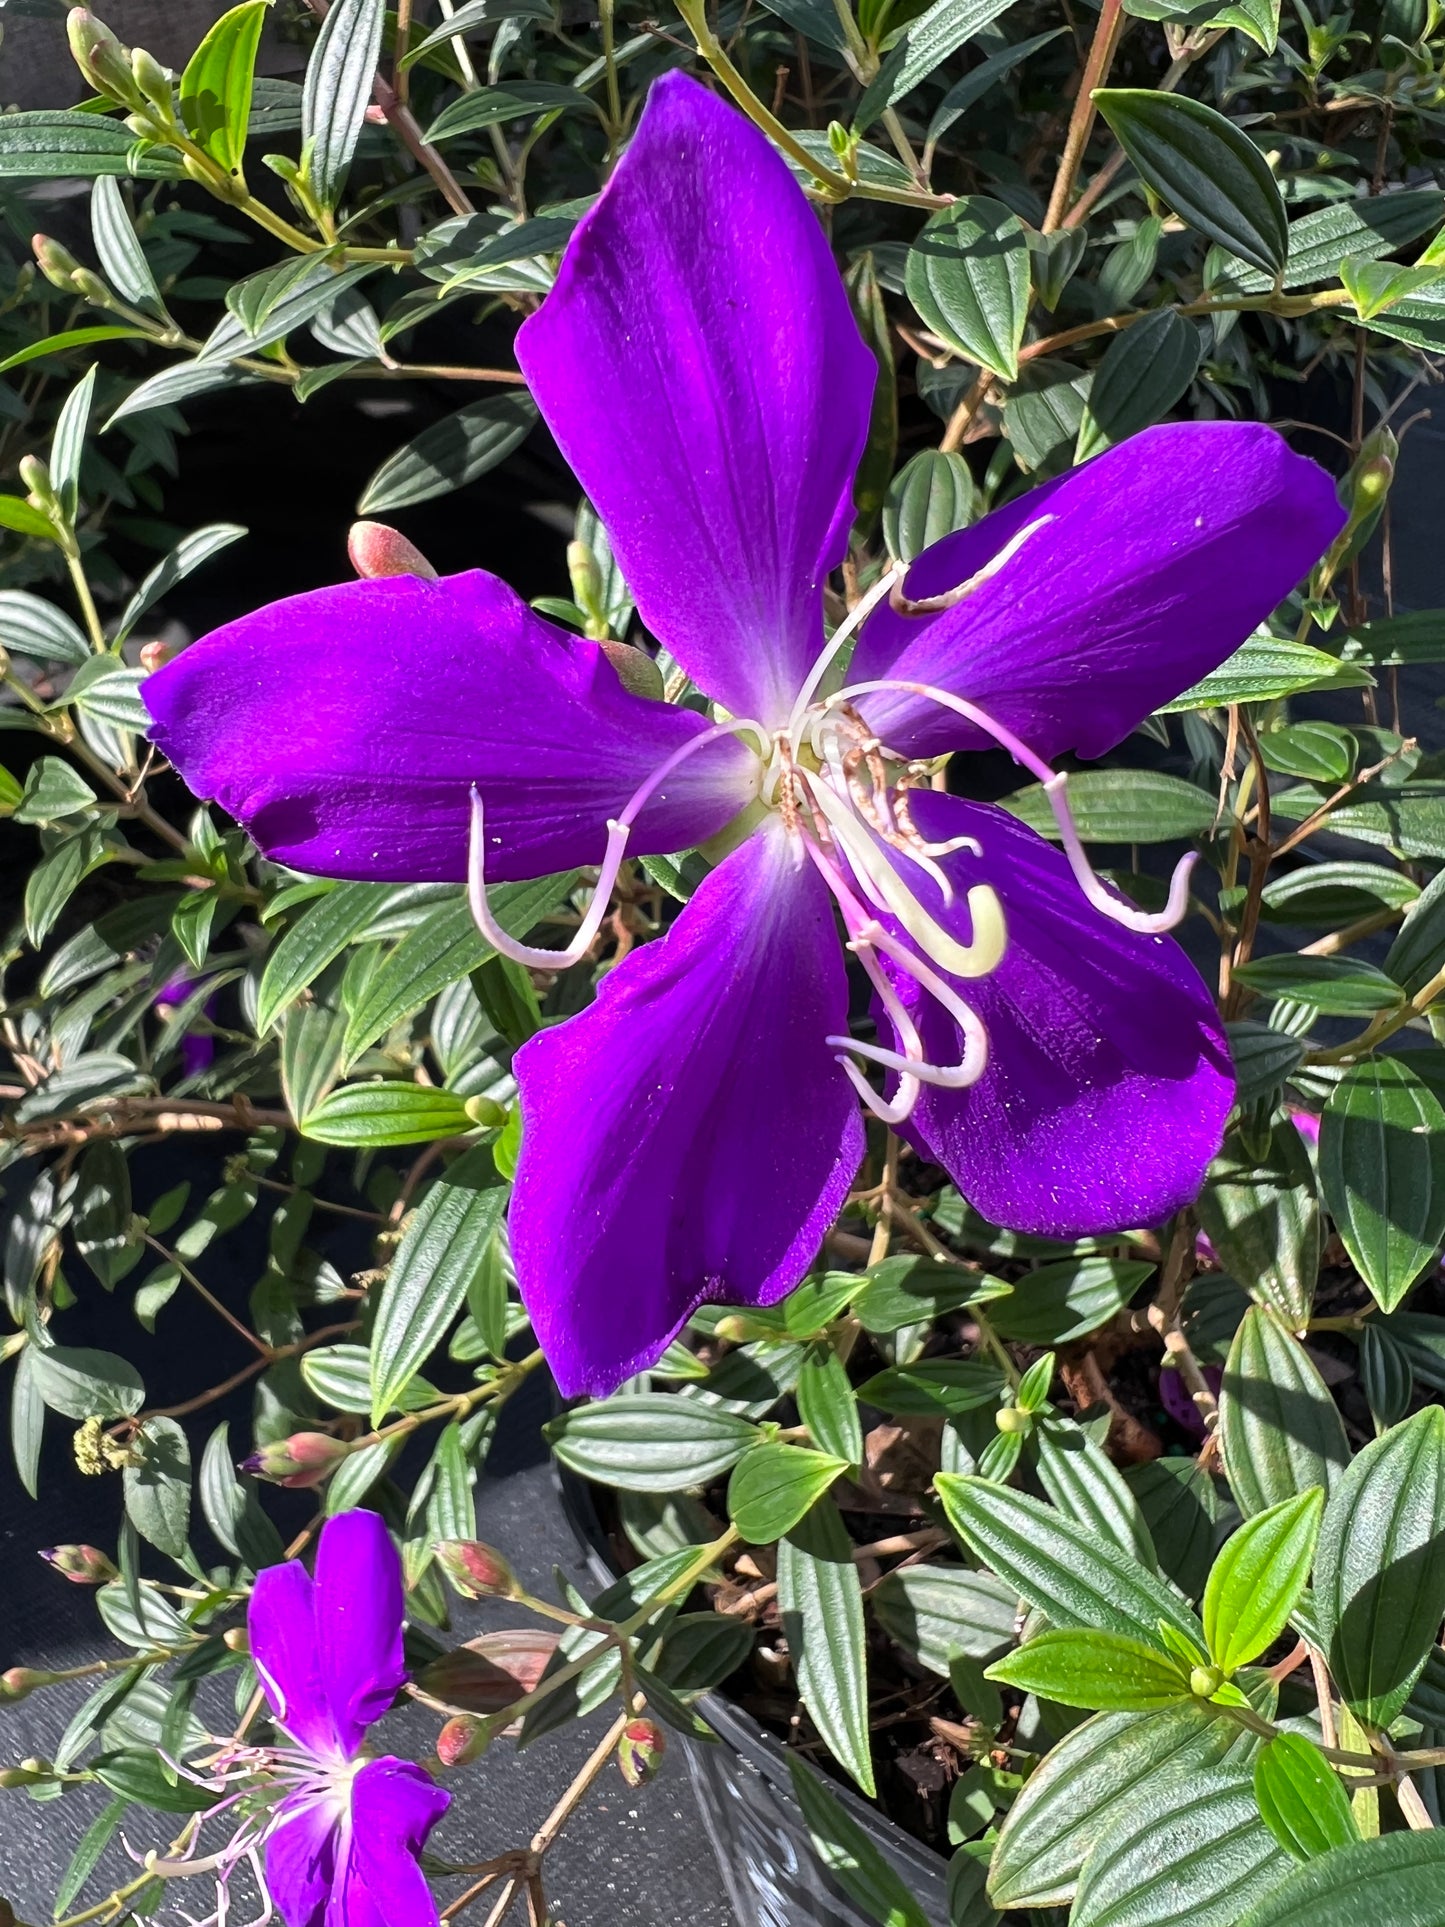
[1253,1733,1359,1861]
[987,1629,1191,1711]
[179,1,271,175]
[1202,1489,1323,1673]
[298,1081,476,1146]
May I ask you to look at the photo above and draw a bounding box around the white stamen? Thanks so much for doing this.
[887,514,1056,616]
[467,716,767,971]
[835,678,1197,937]
[787,565,902,743]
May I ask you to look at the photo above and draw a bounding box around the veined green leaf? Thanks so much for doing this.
[179,1,270,175]
[1202,1489,1323,1673]
[1253,1733,1359,1861]
[778,1499,874,1795]
[1218,1308,1349,1516]
[986,1629,1192,1711]
[1319,1056,1445,1312]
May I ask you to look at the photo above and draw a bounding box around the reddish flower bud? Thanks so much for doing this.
[31,235,81,292]
[616,1717,666,1787]
[39,1544,118,1586]
[347,521,437,582]
[600,640,665,701]
[139,638,175,673]
[434,1539,520,1600]
[435,1715,491,1766]
[239,1431,348,1489]
[1,1668,55,1702]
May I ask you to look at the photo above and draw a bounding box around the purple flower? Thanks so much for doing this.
[243,1512,447,1927]
[142,74,1346,1398]
[155,973,216,1078]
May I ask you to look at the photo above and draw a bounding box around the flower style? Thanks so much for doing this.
[143,72,1345,1398]
[148,1512,448,1927]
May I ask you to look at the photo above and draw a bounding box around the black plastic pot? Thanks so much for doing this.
[557,1465,951,1927]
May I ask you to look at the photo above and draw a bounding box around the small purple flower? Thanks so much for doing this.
[143,75,1346,1398]
[150,1513,447,1927]
[155,973,215,1078]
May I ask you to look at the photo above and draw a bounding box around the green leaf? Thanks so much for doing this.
[341,876,569,1060]
[1162,634,1373,711]
[1002,768,1216,843]
[883,0,1026,102]
[92,1748,214,1813]
[1093,91,1288,277]
[1387,865,1445,998]
[1202,1489,1323,1673]
[358,394,538,513]
[1357,1319,1413,1431]
[1314,1406,1445,1727]
[787,1757,929,1927]
[905,196,1030,380]
[257,880,437,1032]
[795,1346,863,1464]
[855,1357,1007,1415]
[91,174,167,321]
[1033,1413,1158,1566]
[1338,610,1445,667]
[123,1416,191,1560]
[1261,861,1418,929]
[545,1394,757,1492]
[1227,1023,1306,1110]
[870,1563,1018,1675]
[1236,1831,1445,1926]
[1257,723,1357,785]
[727,1441,848,1542]
[426,83,597,141]
[15,755,97,824]
[882,448,980,564]
[1253,1734,1359,1860]
[116,523,247,647]
[655,1610,754,1694]
[0,493,59,540]
[991,1257,1151,1345]
[199,1422,284,1569]
[302,1342,438,1414]
[369,1146,506,1421]
[55,1797,129,1918]
[298,1081,476,1146]
[0,112,183,180]
[851,1255,1008,1333]
[1196,1126,1320,1329]
[1209,189,1444,296]
[935,1474,1206,1648]
[1232,955,1404,1015]
[73,1139,140,1287]
[179,1,270,174]
[0,326,151,374]
[301,0,385,208]
[0,589,90,666]
[986,1629,1191,1711]
[1218,1308,1349,1517]
[989,1703,1243,1909]
[1319,1056,1445,1312]
[778,1499,874,1795]
[1076,308,1201,461]
[1124,1456,1220,1601]
[1072,1762,1291,1927]
[30,1345,143,1420]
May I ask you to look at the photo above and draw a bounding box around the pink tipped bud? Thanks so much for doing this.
[347,521,437,582]
[616,1717,666,1787]
[600,640,665,701]
[139,639,175,673]
[240,1431,348,1489]
[31,235,81,292]
[436,1714,491,1766]
[1,1668,54,1702]
[67,9,143,106]
[434,1539,520,1600]
[39,1544,117,1586]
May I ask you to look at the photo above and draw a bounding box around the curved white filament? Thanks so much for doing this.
[786,565,902,744]
[467,716,767,972]
[835,677,1197,937]
[886,513,1056,616]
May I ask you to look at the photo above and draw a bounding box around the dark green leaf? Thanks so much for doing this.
[856,1357,1007,1415]
[0,589,90,666]
[1358,1320,1413,1431]
[727,1441,848,1542]
[882,449,980,564]
[1093,91,1288,276]
[545,1395,756,1492]
[91,174,167,320]
[92,1748,214,1813]
[1123,1456,1219,1602]
[1076,309,1201,461]
[116,523,246,647]
[123,1416,191,1560]
[787,1757,929,1927]
[1033,1414,1158,1566]
[358,394,538,513]
[30,1345,143,1420]
[1232,955,1404,1015]
[1002,769,1217,843]
[870,1563,1018,1675]
[0,113,183,179]
[1385,864,1445,996]
[370,1146,506,1421]
[796,1346,863,1465]
[426,83,597,141]
[778,1500,874,1795]
[992,1257,1151,1345]
[1339,610,1445,667]
[1236,1831,1445,1926]
[905,197,1030,380]
[1319,1056,1445,1312]
[1163,635,1371,712]
[1196,1127,1320,1329]
[1314,1406,1445,1727]
[1218,1308,1348,1517]
[1210,189,1444,295]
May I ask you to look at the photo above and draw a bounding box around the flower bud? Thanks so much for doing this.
[1189,1664,1224,1699]
[436,1714,491,1766]
[600,640,665,701]
[139,638,175,673]
[239,1431,348,1489]
[19,455,54,510]
[994,1405,1031,1435]
[31,234,81,292]
[129,46,173,112]
[223,1627,249,1655]
[434,1539,520,1600]
[71,268,115,310]
[566,538,606,622]
[67,9,144,107]
[1,1668,55,1702]
[616,1717,666,1787]
[347,520,437,582]
[0,1762,52,1787]
[39,1544,117,1586]
[463,1095,507,1129]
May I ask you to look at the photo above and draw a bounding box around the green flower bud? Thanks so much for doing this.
[39,1544,118,1586]
[31,234,81,292]
[18,455,55,514]
[66,9,144,107]
[71,268,114,309]
[1,1669,56,1702]
[1189,1664,1224,1699]
[994,1405,1031,1435]
[129,46,173,113]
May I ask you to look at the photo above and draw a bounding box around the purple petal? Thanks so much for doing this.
[143,570,756,882]
[517,72,875,727]
[265,1793,341,1927]
[850,423,1346,762]
[248,1557,335,1756]
[328,1759,450,1927]
[510,819,864,1396]
[875,792,1232,1236]
[313,1511,406,1755]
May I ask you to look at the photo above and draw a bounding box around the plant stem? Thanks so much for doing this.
[1043,0,1126,231]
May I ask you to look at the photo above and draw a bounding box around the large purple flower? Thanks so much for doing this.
[245,1511,448,1927]
[143,73,1345,1397]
